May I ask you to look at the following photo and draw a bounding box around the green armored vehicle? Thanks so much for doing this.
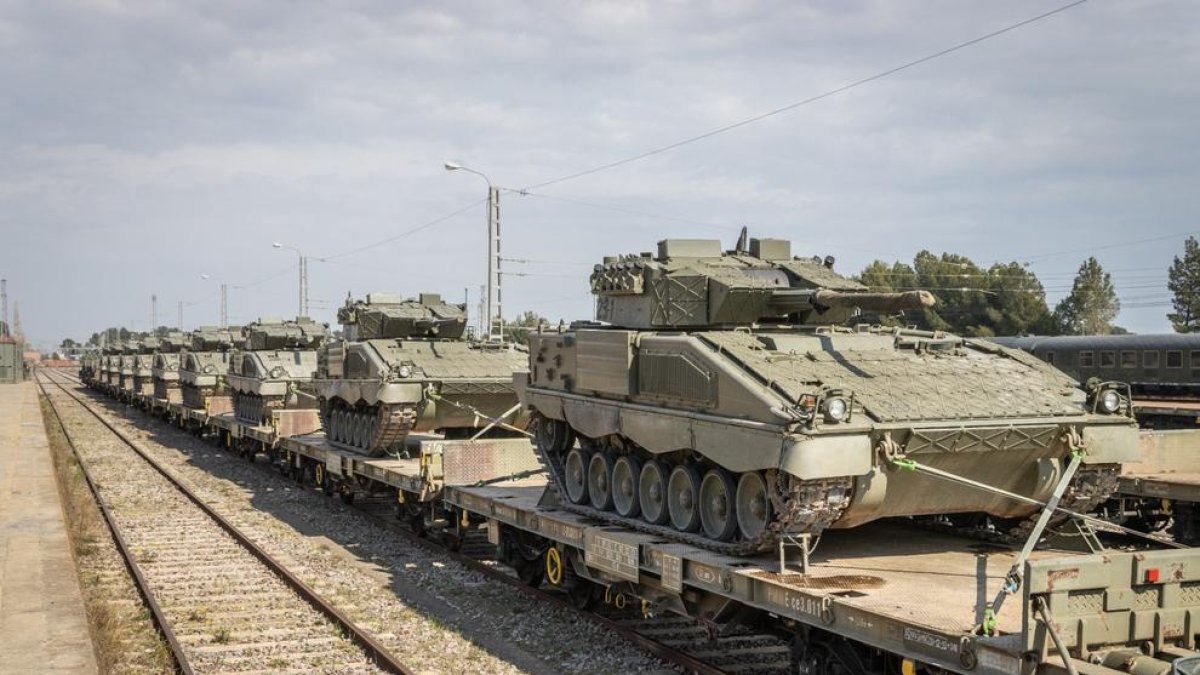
[179,326,240,411]
[130,335,163,401]
[522,234,1139,554]
[227,317,328,425]
[313,293,528,456]
[116,339,142,400]
[151,332,189,406]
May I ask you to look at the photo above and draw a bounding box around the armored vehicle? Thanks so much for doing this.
[99,346,121,393]
[130,336,162,401]
[116,340,141,400]
[227,317,328,425]
[522,234,1140,554]
[179,326,240,411]
[313,293,528,456]
[79,351,98,385]
[151,332,189,406]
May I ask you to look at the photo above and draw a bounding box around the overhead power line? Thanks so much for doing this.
[521,0,1088,192]
[323,198,487,261]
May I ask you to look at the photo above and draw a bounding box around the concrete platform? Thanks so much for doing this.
[0,382,96,674]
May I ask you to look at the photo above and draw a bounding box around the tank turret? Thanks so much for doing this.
[338,293,467,341]
[524,232,1139,554]
[592,236,934,328]
[243,317,328,351]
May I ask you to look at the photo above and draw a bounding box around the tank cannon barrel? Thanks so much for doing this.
[769,289,936,314]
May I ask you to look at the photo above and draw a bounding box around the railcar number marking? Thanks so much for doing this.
[660,553,682,592]
[584,532,640,582]
[763,586,821,618]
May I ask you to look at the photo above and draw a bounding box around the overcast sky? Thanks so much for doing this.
[2,0,1197,349]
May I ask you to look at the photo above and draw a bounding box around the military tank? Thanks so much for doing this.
[116,339,141,400]
[130,335,162,402]
[99,345,121,393]
[521,234,1140,554]
[179,326,240,411]
[151,332,189,406]
[313,293,528,457]
[227,317,328,425]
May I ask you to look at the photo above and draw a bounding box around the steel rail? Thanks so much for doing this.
[37,371,414,675]
[61,366,761,675]
[37,372,195,675]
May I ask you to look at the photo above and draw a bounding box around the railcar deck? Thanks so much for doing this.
[444,483,1200,674]
[121,386,1200,674]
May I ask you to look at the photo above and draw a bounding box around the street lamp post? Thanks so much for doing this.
[272,242,308,317]
[445,161,502,342]
[199,275,228,328]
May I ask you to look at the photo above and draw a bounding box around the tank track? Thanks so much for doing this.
[320,402,419,458]
[534,432,853,556]
[999,462,1120,545]
[914,463,1121,546]
[232,391,284,426]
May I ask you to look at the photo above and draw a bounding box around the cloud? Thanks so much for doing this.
[2,0,1198,345]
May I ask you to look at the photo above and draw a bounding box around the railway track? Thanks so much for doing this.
[50,367,794,674]
[36,370,411,675]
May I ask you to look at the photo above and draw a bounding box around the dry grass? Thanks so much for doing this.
[41,395,174,674]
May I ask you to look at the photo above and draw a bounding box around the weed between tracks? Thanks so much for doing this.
[41,394,173,674]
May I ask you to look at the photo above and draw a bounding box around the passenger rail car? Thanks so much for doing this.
[991,334,1200,399]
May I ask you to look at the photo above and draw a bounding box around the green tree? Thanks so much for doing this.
[504,310,549,345]
[1168,236,1200,332]
[856,252,1052,336]
[1052,257,1120,335]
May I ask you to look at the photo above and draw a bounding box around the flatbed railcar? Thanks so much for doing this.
[75,370,1200,673]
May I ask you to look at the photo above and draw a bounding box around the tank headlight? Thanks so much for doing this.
[823,397,848,423]
[397,365,412,378]
[1099,389,1121,414]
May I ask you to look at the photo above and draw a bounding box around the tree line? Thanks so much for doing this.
[859,234,1200,336]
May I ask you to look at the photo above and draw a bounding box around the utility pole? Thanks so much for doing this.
[300,255,308,317]
[488,185,502,341]
[445,162,502,342]
[0,278,7,332]
[220,284,228,328]
[477,284,486,338]
[151,294,158,332]
[177,301,183,330]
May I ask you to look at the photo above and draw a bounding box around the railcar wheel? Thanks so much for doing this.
[736,471,773,541]
[639,461,670,525]
[668,464,702,533]
[699,469,739,542]
[587,452,615,511]
[564,447,591,505]
[612,456,642,517]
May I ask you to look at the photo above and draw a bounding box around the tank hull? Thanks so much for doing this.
[523,326,1139,553]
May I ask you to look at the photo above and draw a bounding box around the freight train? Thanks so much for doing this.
[64,235,1200,675]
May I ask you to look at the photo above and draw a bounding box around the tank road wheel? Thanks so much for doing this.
[611,456,642,518]
[668,465,703,533]
[736,471,773,541]
[639,461,670,525]
[331,409,344,443]
[564,447,591,505]
[536,415,575,453]
[699,469,739,542]
[587,452,615,511]
[349,412,361,448]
